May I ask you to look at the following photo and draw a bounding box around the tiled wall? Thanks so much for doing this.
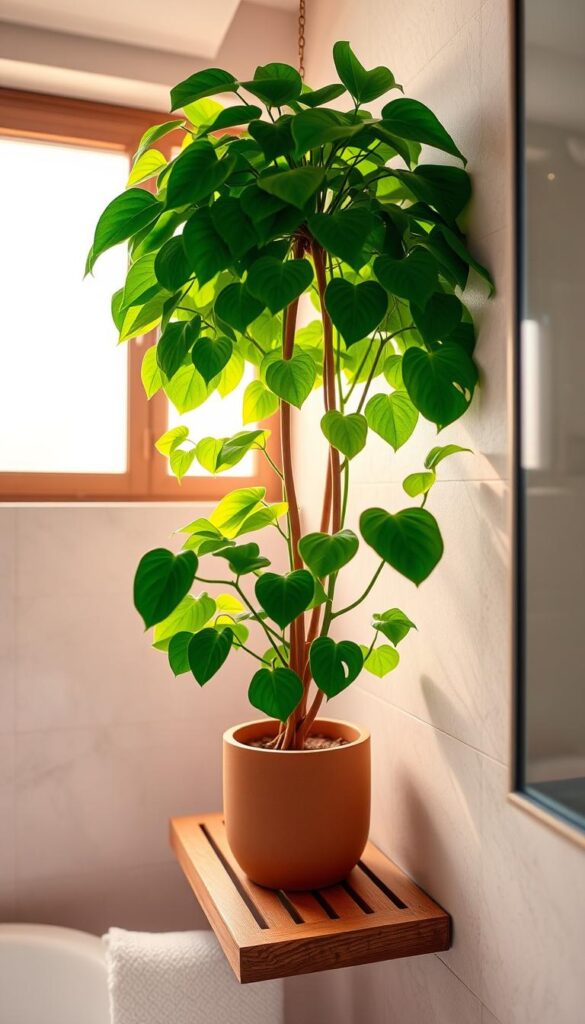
[286,1,585,1022]
[0,504,282,935]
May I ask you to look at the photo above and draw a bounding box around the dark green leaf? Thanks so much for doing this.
[381,98,466,164]
[134,548,197,628]
[436,225,495,295]
[154,236,192,291]
[248,118,295,161]
[372,608,416,645]
[299,529,359,577]
[168,631,193,675]
[86,189,160,273]
[321,411,368,458]
[425,443,472,469]
[309,208,377,270]
[157,318,201,379]
[325,279,388,346]
[258,166,326,209]
[171,68,238,110]
[364,391,418,450]
[248,666,303,721]
[391,166,471,222]
[215,282,264,332]
[199,104,261,134]
[247,257,313,313]
[265,352,316,408]
[333,41,400,103]
[298,83,346,107]
[255,570,315,628]
[213,542,271,576]
[209,196,256,258]
[188,627,233,685]
[402,343,477,427]
[191,336,233,384]
[291,108,364,153]
[374,250,438,307]
[183,208,231,284]
[134,119,184,161]
[360,506,443,585]
[310,637,363,698]
[166,142,232,208]
[241,63,302,106]
[153,593,216,650]
[411,293,463,343]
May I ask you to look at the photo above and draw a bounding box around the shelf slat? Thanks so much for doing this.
[170,812,451,983]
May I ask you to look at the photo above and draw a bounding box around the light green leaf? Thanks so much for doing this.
[199,104,261,134]
[134,548,197,629]
[164,363,208,413]
[134,119,183,162]
[127,148,166,186]
[243,380,279,424]
[383,354,404,389]
[360,644,400,677]
[170,447,197,480]
[265,352,316,408]
[321,411,368,459]
[235,501,288,536]
[168,631,193,675]
[210,487,266,537]
[119,294,166,342]
[121,252,159,309]
[153,593,216,650]
[179,518,230,555]
[360,507,443,586]
[402,471,436,498]
[424,443,472,469]
[365,391,418,450]
[141,345,164,398]
[86,189,160,273]
[155,426,189,456]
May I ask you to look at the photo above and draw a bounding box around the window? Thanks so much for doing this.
[0,90,279,501]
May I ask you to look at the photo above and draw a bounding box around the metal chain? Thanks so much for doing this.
[298,0,306,80]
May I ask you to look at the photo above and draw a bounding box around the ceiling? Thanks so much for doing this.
[0,0,295,59]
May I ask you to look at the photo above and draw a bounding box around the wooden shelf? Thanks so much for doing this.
[170,813,450,983]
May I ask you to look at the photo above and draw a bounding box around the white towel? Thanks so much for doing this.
[104,928,283,1024]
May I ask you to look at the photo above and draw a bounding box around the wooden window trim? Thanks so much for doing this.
[0,89,281,503]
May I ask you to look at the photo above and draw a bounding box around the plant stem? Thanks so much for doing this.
[331,559,385,619]
[233,582,288,665]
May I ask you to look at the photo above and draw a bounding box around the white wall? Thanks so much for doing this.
[0,504,283,934]
[286,2,585,1023]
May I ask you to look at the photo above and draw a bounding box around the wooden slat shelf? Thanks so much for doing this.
[170,813,451,983]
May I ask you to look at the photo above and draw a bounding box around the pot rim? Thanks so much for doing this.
[223,717,370,754]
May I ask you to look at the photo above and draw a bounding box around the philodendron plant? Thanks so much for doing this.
[88,42,493,750]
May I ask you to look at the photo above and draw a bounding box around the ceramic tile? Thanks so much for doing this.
[480,758,585,1024]
[15,719,226,882]
[336,688,483,994]
[14,587,253,732]
[331,478,509,763]
[14,860,206,935]
[0,508,16,734]
[475,0,514,242]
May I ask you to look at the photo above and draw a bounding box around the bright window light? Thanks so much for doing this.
[0,138,128,473]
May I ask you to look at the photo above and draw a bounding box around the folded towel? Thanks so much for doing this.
[104,928,283,1024]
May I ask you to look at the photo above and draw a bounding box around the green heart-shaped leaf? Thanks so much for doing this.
[241,62,302,106]
[255,570,315,629]
[154,236,192,292]
[391,166,471,223]
[333,41,400,103]
[157,318,201,379]
[121,252,159,309]
[191,336,233,384]
[265,352,316,408]
[168,631,193,676]
[209,487,266,537]
[215,283,264,333]
[310,636,363,698]
[374,250,438,308]
[402,343,478,427]
[360,507,443,585]
[248,666,304,721]
[360,644,400,678]
[86,189,160,274]
[166,141,230,208]
[321,411,368,459]
[411,293,463,343]
[171,68,238,111]
[247,257,314,314]
[309,208,377,270]
[134,548,197,629]
[325,279,387,346]
[291,109,364,153]
[188,626,233,685]
[249,118,295,162]
[182,208,230,285]
[134,119,184,161]
[403,471,436,498]
[299,529,359,577]
[372,608,416,645]
[153,592,216,650]
[213,542,271,576]
[381,98,466,164]
[209,196,256,259]
[365,391,418,451]
[258,167,326,209]
[243,380,279,424]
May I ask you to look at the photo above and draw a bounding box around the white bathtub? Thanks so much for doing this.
[0,924,110,1024]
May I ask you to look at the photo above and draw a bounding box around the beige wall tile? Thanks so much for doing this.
[0,509,16,735]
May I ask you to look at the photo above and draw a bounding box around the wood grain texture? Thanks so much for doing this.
[170,813,451,983]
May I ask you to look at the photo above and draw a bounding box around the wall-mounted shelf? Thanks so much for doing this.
[170,813,450,983]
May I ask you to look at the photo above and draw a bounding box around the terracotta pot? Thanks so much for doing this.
[223,718,370,890]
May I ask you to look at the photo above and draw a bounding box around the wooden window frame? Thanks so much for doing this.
[0,88,281,502]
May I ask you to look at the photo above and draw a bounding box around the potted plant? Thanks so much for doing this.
[87,42,493,890]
